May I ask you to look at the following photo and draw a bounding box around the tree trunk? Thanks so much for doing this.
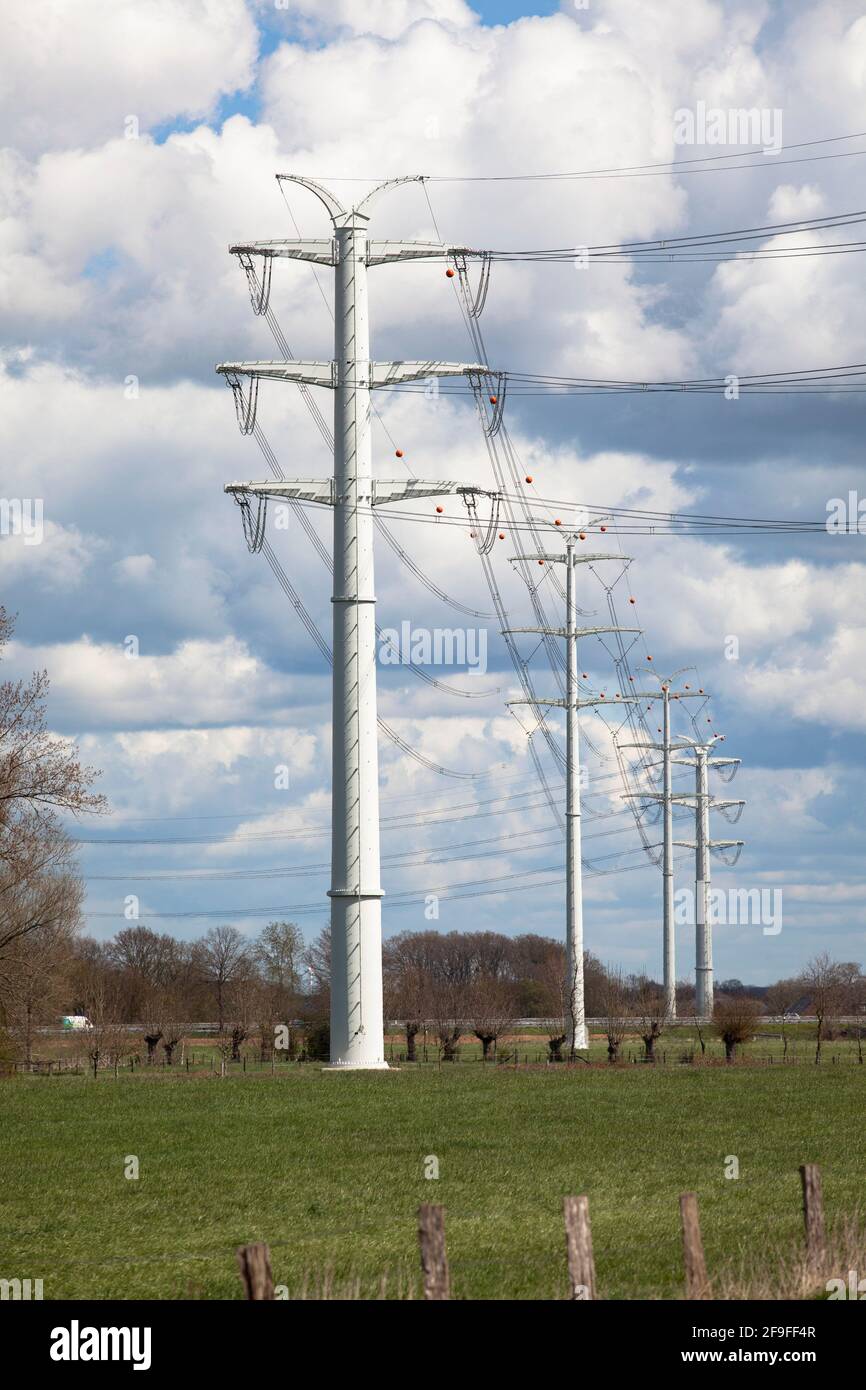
[231,1028,243,1062]
[607,1039,619,1064]
[644,1034,656,1061]
[144,1033,161,1062]
[478,1034,494,1061]
[724,1038,735,1062]
[406,1024,419,1062]
[164,1040,176,1066]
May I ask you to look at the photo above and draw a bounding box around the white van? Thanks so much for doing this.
[60,1016,93,1030]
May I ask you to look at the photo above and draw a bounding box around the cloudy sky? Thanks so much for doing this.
[3,0,865,985]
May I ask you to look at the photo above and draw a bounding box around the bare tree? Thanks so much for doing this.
[255,921,303,999]
[160,995,190,1067]
[802,953,850,1064]
[600,966,629,1064]
[713,994,763,1062]
[303,923,331,1019]
[0,609,105,963]
[79,977,128,1078]
[383,931,438,1061]
[226,973,258,1062]
[197,925,250,1030]
[632,974,667,1062]
[0,920,75,1064]
[764,975,804,1060]
[468,976,516,1061]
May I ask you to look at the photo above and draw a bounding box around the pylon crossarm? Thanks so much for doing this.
[230,238,487,267]
[371,360,487,385]
[231,239,336,265]
[274,173,346,221]
[225,480,334,505]
[510,552,631,565]
[509,695,641,710]
[368,241,485,265]
[674,838,744,849]
[354,175,426,215]
[456,484,500,500]
[577,695,641,708]
[373,480,463,505]
[507,698,567,709]
[217,360,333,386]
[503,624,640,638]
[619,740,696,753]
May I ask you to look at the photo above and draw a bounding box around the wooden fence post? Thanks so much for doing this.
[799,1164,826,1265]
[236,1242,275,1300]
[417,1203,450,1300]
[679,1193,709,1299]
[563,1195,597,1299]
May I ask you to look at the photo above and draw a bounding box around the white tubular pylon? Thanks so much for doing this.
[506,540,639,1055]
[219,175,486,1068]
[671,735,744,1019]
[618,671,706,1019]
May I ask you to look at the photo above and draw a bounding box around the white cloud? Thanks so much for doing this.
[6,634,287,728]
[767,184,826,221]
[0,519,99,591]
[1,0,257,156]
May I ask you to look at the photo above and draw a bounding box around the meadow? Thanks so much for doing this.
[1,1060,862,1300]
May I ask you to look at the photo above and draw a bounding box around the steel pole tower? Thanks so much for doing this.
[619,674,706,1018]
[564,539,582,1051]
[506,538,639,1053]
[695,745,711,1016]
[217,175,486,1067]
[672,736,744,1018]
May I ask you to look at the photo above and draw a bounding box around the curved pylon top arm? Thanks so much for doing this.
[355,175,427,216]
[275,173,346,222]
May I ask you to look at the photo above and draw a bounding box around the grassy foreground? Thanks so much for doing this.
[1,1065,862,1300]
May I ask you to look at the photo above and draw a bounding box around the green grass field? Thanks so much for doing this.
[2,1063,863,1300]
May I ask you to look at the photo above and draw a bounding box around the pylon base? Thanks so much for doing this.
[321,1063,392,1071]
